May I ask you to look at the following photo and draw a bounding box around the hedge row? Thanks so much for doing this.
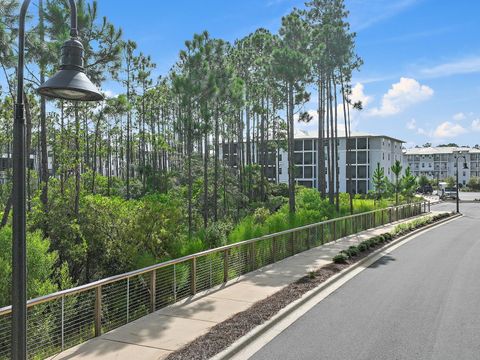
[332,212,453,264]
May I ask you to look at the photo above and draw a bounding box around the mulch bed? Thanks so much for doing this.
[165,214,451,360]
[165,255,372,360]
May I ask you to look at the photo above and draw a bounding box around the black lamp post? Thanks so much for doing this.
[454,153,468,214]
[12,1,102,359]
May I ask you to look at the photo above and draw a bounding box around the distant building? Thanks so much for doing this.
[0,153,35,184]
[403,147,480,186]
[221,131,404,194]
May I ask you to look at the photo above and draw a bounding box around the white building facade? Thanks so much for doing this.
[222,132,404,195]
[403,147,480,186]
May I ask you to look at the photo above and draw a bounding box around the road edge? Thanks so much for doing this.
[212,212,462,360]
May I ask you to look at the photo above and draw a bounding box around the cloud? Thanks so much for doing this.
[104,89,118,98]
[369,77,433,117]
[420,56,480,78]
[406,119,417,130]
[350,83,373,108]
[472,119,480,132]
[433,122,466,138]
[295,82,370,134]
[453,112,466,121]
[406,118,428,136]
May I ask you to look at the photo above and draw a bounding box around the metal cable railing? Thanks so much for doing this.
[0,201,430,359]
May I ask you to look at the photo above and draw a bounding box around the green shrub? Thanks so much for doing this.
[333,253,349,264]
[347,245,360,257]
[358,242,368,252]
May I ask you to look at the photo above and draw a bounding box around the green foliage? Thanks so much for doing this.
[467,177,480,191]
[372,163,387,200]
[228,188,385,243]
[346,245,359,257]
[446,176,456,188]
[358,242,368,252]
[401,167,417,203]
[390,160,403,205]
[333,253,349,264]
[418,175,430,188]
[0,227,62,307]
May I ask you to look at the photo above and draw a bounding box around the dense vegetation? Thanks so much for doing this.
[0,0,409,307]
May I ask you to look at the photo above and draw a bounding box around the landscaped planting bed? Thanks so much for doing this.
[165,212,454,360]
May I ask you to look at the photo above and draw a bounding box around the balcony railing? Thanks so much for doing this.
[0,201,430,359]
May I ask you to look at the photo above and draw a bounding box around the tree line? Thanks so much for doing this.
[0,0,363,289]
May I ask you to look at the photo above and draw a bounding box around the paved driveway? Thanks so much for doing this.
[250,203,480,360]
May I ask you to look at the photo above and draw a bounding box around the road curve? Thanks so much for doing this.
[250,203,480,360]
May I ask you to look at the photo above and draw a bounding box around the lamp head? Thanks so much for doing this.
[37,38,103,101]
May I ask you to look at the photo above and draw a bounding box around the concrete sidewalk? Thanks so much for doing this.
[47,213,440,360]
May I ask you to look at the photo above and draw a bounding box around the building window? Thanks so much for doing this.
[298,180,313,188]
[295,166,303,178]
[357,166,367,178]
[279,168,282,175]
[278,153,282,162]
[304,152,313,164]
[347,152,356,164]
[294,153,303,165]
[357,151,367,164]
[347,138,356,150]
[347,166,356,178]
[357,138,367,149]
[357,180,367,194]
[304,166,313,178]
[383,153,385,160]
[294,140,303,151]
[304,140,313,151]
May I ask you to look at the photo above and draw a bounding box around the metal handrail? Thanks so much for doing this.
[0,200,428,316]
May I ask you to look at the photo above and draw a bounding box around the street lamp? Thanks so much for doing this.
[454,153,468,213]
[12,1,103,359]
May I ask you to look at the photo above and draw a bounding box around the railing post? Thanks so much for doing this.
[428,200,431,212]
[343,218,347,237]
[94,286,102,337]
[250,242,256,271]
[150,270,156,313]
[307,228,311,249]
[321,224,324,244]
[190,257,197,296]
[272,237,277,262]
[126,277,130,323]
[173,264,177,302]
[290,232,295,255]
[333,221,337,241]
[223,249,229,283]
[389,208,392,223]
[381,210,385,225]
[61,295,65,351]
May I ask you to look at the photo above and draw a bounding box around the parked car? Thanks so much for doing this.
[417,184,433,195]
[440,187,457,200]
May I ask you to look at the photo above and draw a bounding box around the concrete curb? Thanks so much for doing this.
[211,212,462,360]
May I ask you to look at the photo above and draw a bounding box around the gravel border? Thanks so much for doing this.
[165,213,452,360]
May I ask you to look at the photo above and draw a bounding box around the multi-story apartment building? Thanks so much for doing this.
[222,131,404,194]
[403,147,480,186]
[0,154,35,184]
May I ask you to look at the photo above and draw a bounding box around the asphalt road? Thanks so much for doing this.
[250,203,480,360]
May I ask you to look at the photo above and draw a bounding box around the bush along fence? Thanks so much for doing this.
[0,201,429,360]
[332,212,453,264]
